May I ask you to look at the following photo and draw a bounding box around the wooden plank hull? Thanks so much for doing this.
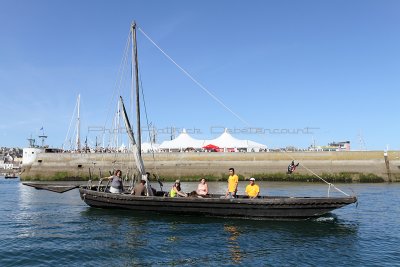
[79,187,357,219]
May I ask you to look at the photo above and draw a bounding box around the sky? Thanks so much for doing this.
[0,0,399,150]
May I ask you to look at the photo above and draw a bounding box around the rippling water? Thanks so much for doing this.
[0,178,399,266]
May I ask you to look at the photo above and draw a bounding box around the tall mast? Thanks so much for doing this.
[116,100,120,149]
[76,94,81,151]
[131,21,141,156]
[128,22,152,195]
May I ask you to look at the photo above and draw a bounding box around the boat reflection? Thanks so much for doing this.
[224,224,243,264]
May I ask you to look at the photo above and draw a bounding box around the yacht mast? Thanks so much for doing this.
[76,94,81,151]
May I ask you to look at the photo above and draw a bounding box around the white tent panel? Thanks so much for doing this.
[158,128,267,152]
[159,129,205,150]
[208,129,267,152]
[209,131,246,149]
[141,142,160,153]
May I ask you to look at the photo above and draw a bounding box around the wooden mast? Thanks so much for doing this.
[131,21,141,156]
[129,21,152,195]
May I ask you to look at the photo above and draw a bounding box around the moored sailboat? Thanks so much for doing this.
[77,22,357,219]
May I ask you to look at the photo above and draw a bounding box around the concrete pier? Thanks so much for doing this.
[20,151,400,182]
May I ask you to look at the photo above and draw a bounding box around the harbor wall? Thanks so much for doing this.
[20,151,400,182]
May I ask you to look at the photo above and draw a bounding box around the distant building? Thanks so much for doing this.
[328,141,350,151]
[308,141,350,151]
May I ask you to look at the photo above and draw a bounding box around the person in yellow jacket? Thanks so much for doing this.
[245,178,260,199]
[170,180,187,197]
[225,168,239,198]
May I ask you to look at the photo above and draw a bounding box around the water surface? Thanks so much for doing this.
[0,178,398,266]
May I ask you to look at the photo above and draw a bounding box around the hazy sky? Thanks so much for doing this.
[0,0,399,150]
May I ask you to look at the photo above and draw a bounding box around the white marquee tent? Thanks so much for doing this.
[159,129,267,152]
[206,130,267,152]
[159,129,205,151]
[141,142,160,153]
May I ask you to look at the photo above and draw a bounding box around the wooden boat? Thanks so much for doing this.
[79,186,356,219]
[77,22,357,219]
[5,173,19,179]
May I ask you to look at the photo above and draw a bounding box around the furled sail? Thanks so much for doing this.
[119,96,153,196]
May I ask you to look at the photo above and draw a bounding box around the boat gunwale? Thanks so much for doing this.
[79,187,357,206]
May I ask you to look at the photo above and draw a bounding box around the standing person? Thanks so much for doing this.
[101,169,123,193]
[245,178,260,199]
[196,178,209,196]
[225,168,239,198]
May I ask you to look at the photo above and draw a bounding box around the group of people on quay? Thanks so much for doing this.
[101,167,261,199]
[64,149,270,153]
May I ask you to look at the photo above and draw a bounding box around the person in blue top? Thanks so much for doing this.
[101,169,124,193]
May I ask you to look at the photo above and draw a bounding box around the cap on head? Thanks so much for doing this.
[249,177,255,181]
[175,179,180,184]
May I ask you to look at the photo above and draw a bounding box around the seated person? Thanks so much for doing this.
[196,178,209,196]
[245,178,260,199]
[170,180,187,197]
[131,180,146,196]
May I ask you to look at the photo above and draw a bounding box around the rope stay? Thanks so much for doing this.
[137,26,350,197]
[63,95,79,150]
[95,30,132,177]
[284,150,350,197]
[139,73,159,177]
[139,72,165,192]
[103,32,132,136]
[99,24,352,197]
[138,27,250,126]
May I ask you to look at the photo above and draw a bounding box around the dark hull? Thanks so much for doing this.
[79,187,357,219]
[5,176,18,179]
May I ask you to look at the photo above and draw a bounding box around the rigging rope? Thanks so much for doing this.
[139,73,160,179]
[284,150,350,196]
[138,27,250,126]
[63,96,78,150]
[96,31,132,171]
[136,26,353,197]
[103,32,131,139]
